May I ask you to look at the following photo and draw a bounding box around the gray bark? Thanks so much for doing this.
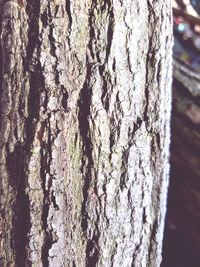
[0,1,172,266]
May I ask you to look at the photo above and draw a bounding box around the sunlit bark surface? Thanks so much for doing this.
[0,1,172,266]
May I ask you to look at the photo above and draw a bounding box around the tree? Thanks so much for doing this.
[0,1,172,266]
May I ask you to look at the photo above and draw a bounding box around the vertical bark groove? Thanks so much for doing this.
[6,144,31,266]
[78,63,93,233]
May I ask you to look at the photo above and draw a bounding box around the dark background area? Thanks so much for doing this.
[162,1,200,265]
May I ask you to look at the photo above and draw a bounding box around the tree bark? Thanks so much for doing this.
[0,1,172,266]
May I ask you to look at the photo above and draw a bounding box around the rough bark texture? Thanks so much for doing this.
[164,59,200,257]
[0,1,172,266]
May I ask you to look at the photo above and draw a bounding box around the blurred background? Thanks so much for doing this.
[162,1,200,266]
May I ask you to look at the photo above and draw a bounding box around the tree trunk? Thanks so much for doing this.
[0,1,172,266]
